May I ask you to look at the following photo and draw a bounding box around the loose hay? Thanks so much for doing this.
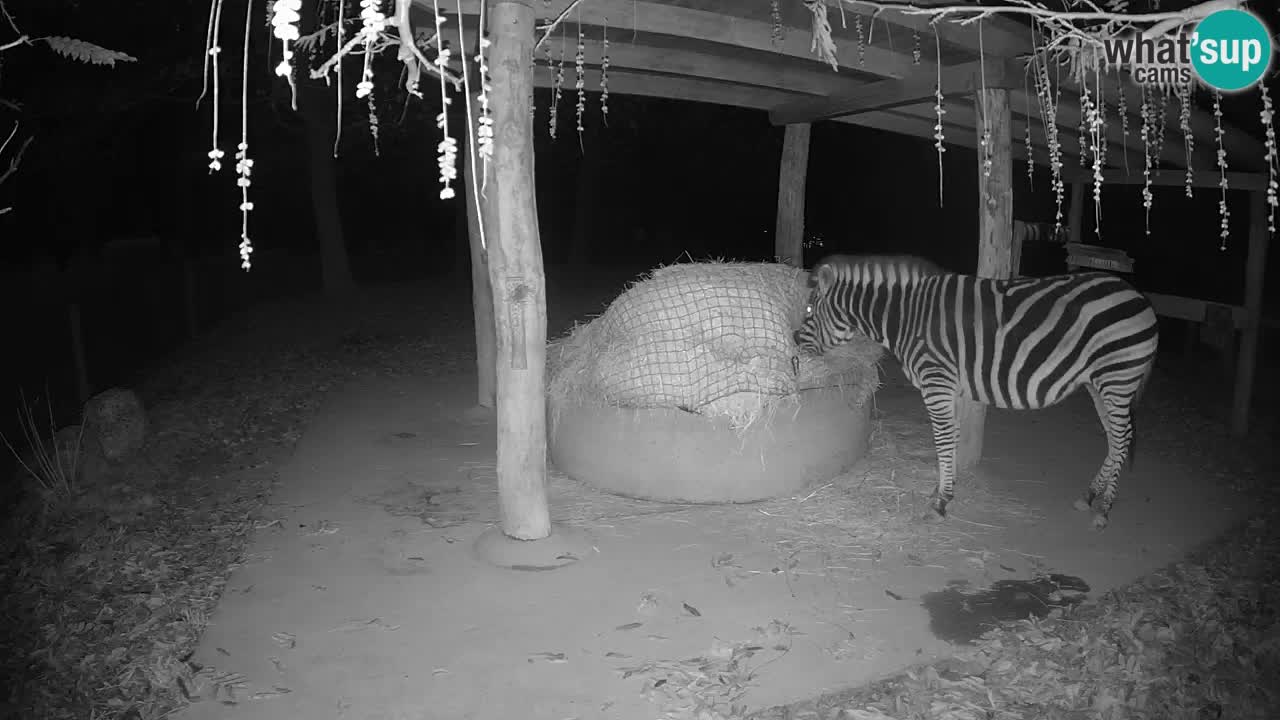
[547,260,883,432]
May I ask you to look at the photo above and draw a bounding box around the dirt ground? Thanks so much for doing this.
[173,352,1249,720]
[6,266,1268,720]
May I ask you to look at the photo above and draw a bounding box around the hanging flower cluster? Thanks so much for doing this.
[235,141,254,268]
[549,27,565,139]
[932,31,946,207]
[271,0,302,107]
[432,5,456,199]
[854,14,866,66]
[1214,91,1230,250]
[203,0,226,172]
[475,32,494,171]
[1083,71,1105,228]
[1261,85,1278,233]
[1078,81,1090,168]
[1139,87,1155,234]
[978,23,993,182]
[600,18,610,124]
[575,21,586,142]
[235,1,254,270]
[911,30,921,65]
[1177,83,1194,198]
[1116,84,1129,173]
[1025,98,1034,189]
[770,0,783,47]
[1032,42,1063,231]
[356,0,387,99]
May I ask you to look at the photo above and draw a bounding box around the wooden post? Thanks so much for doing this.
[1010,222,1026,277]
[1067,181,1085,251]
[1231,191,1269,436]
[957,88,1013,471]
[462,56,497,409]
[774,123,811,267]
[486,0,551,541]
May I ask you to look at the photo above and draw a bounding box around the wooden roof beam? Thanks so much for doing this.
[446,0,920,80]
[824,0,1033,59]
[769,57,1023,125]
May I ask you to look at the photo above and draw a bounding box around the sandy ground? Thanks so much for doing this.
[172,354,1248,720]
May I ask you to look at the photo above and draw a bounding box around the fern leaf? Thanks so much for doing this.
[42,37,138,67]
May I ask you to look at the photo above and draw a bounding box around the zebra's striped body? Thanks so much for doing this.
[795,254,1159,529]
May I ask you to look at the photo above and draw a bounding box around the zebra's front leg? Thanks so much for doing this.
[920,387,961,520]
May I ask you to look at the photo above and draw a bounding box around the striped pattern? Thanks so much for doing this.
[795,254,1159,528]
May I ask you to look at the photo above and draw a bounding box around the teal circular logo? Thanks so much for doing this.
[1191,9,1273,92]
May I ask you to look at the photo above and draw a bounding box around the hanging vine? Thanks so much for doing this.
[1177,82,1194,198]
[1262,85,1278,234]
[549,24,565,139]
[235,0,254,270]
[575,19,586,148]
[932,28,945,207]
[1139,85,1155,235]
[1214,91,1230,250]
[432,2,456,200]
[600,17,611,125]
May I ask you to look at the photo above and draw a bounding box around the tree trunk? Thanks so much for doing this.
[956,88,1013,472]
[774,123,811,267]
[299,75,355,295]
[1231,191,1269,436]
[486,0,551,541]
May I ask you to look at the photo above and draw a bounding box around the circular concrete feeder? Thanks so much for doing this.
[548,383,873,504]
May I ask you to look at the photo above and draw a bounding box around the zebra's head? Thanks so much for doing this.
[794,257,861,354]
[794,254,939,354]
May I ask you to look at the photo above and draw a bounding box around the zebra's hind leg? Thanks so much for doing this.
[1073,383,1132,529]
[921,387,961,520]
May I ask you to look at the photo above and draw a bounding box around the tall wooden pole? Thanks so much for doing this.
[775,123,811,267]
[956,88,1013,471]
[1231,191,1269,436]
[463,56,497,409]
[486,0,551,540]
[1067,181,1085,248]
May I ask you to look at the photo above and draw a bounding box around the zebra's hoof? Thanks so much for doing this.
[1091,513,1109,530]
[1072,497,1093,513]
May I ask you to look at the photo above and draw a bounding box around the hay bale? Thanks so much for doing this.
[548,260,884,430]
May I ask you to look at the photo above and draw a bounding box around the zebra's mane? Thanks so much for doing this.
[818,254,944,284]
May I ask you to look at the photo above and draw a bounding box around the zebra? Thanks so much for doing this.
[794,254,1159,529]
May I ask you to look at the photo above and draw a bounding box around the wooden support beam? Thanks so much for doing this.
[448,0,920,81]
[770,58,1023,125]
[1067,181,1085,247]
[1232,191,1270,436]
[957,87,1013,472]
[486,0,551,541]
[775,123,811,267]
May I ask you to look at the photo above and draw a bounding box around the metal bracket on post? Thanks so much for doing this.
[505,276,530,370]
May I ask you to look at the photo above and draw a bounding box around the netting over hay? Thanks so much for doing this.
[548,261,884,429]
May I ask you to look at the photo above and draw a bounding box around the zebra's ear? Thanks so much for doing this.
[811,262,836,293]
